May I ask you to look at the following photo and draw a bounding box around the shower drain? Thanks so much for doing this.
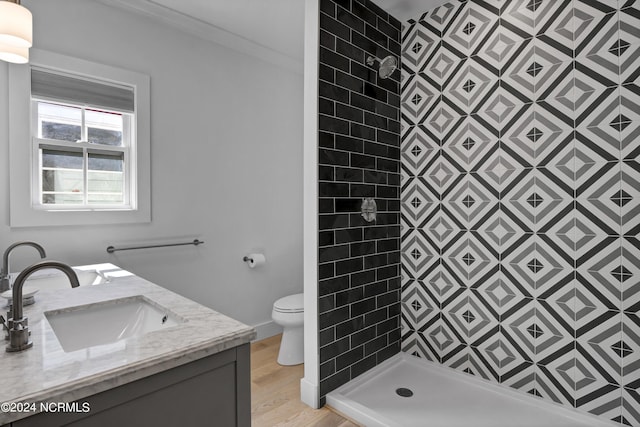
[395,387,413,397]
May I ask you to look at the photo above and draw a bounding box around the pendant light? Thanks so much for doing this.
[0,0,32,64]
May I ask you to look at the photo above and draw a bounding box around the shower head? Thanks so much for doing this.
[366,55,398,79]
[379,55,398,79]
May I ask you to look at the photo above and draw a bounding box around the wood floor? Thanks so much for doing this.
[251,335,359,427]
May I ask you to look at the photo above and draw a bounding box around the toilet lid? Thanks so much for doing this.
[274,293,304,313]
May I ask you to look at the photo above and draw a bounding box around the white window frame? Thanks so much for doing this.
[32,101,132,210]
[9,49,151,227]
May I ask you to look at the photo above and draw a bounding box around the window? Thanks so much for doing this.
[9,49,150,227]
[31,73,133,209]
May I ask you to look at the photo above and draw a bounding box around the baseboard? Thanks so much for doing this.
[252,320,283,341]
[325,405,365,427]
[300,377,320,409]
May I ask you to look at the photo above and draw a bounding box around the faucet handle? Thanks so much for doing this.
[6,317,32,352]
[0,315,7,340]
[2,312,13,341]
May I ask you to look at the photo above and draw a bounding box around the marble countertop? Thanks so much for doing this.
[0,263,256,424]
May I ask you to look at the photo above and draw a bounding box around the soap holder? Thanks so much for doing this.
[1,286,39,307]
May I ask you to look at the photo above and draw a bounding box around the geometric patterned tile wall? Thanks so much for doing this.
[400,1,640,425]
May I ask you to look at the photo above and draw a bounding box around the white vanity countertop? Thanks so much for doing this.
[0,263,256,424]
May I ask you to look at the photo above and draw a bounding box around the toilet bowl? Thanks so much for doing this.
[271,293,304,366]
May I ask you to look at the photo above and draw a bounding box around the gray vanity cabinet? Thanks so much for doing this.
[8,344,250,427]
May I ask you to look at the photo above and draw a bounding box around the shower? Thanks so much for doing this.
[366,55,397,79]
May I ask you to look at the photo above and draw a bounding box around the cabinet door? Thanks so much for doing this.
[67,362,237,426]
[13,345,250,427]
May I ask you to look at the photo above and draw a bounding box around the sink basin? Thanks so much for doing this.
[45,296,183,352]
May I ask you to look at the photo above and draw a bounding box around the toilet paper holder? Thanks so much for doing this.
[243,253,266,269]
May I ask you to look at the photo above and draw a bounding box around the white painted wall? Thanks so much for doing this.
[0,0,304,336]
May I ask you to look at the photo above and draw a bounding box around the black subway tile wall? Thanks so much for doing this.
[318,0,402,400]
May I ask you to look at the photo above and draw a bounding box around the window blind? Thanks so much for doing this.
[31,69,135,113]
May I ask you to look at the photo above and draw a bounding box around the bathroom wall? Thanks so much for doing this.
[400,0,639,425]
[317,0,402,399]
[0,0,303,336]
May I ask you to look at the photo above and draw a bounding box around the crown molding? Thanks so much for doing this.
[96,0,303,74]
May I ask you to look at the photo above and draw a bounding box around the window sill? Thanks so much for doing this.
[10,207,151,228]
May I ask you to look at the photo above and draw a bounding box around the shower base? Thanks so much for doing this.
[326,353,616,427]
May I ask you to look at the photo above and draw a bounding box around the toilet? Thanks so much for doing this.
[271,293,304,366]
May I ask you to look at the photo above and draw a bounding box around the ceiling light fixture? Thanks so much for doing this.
[0,0,32,64]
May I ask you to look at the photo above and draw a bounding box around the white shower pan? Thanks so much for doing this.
[326,353,617,427]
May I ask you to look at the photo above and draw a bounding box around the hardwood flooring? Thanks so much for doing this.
[251,335,359,427]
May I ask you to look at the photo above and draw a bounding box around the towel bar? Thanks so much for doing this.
[106,239,204,253]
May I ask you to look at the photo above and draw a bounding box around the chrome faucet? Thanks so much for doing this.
[0,242,47,293]
[5,261,79,352]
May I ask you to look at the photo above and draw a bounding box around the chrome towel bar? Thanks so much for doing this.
[106,239,204,253]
